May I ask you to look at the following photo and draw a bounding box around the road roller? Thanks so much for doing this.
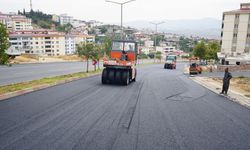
[102,40,137,85]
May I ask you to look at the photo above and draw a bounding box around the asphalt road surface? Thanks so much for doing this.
[0,64,249,150]
[0,61,101,86]
[0,59,154,86]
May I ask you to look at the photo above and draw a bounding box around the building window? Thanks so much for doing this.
[221,32,223,37]
[36,42,39,44]
[221,23,224,29]
[234,24,238,29]
[233,33,237,38]
[247,34,250,38]
[248,24,250,28]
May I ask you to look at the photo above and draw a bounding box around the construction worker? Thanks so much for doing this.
[220,68,232,95]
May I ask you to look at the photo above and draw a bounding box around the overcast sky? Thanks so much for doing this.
[0,0,249,23]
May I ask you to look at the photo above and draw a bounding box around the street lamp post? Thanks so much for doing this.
[105,0,136,40]
[150,22,164,62]
[150,22,164,50]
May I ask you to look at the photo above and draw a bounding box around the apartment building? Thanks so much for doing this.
[65,35,76,55]
[65,34,95,55]
[59,14,73,25]
[219,3,250,64]
[9,30,66,56]
[0,12,33,31]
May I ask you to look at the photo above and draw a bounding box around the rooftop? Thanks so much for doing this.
[224,3,250,14]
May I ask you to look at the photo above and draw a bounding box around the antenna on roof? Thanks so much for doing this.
[30,0,33,10]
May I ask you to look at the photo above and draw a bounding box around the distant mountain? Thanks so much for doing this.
[124,18,222,39]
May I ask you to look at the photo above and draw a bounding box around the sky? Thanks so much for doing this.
[0,0,249,23]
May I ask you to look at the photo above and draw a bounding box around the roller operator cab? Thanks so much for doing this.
[164,55,177,69]
[102,40,137,85]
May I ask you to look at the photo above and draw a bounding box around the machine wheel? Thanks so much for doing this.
[102,69,108,84]
[122,70,129,85]
[164,64,167,69]
[108,70,115,84]
[115,70,122,84]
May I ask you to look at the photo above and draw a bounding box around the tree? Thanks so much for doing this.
[56,23,73,33]
[148,52,155,59]
[206,41,220,60]
[92,44,104,70]
[77,43,95,72]
[193,41,207,60]
[155,51,162,62]
[102,37,112,56]
[100,26,108,34]
[0,23,9,65]
[179,36,192,52]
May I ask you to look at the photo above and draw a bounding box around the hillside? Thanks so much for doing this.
[124,18,222,39]
[18,10,72,32]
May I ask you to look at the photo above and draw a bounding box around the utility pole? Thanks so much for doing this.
[30,0,33,10]
[150,22,164,62]
[105,0,136,40]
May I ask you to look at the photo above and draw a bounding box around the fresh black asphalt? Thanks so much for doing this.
[0,64,249,150]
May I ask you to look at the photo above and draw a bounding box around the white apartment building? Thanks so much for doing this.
[65,35,76,55]
[65,34,95,55]
[0,12,33,31]
[219,3,250,64]
[9,30,66,56]
[71,19,86,28]
[59,14,74,25]
[144,40,154,48]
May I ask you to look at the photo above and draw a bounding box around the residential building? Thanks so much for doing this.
[72,19,86,28]
[0,12,33,31]
[144,40,154,48]
[59,14,73,25]
[74,34,95,44]
[9,29,66,56]
[65,35,76,55]
[219,3,250,64]
[52,14,60,22]
[65,34,95,55]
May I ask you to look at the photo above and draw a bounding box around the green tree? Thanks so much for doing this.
[193,41,207,60]
[179,37,192,52]
[100,26,108,34]
[0,23,9,65]
[148,52,155,59]
[206,41,220,60]
[91,44,104,70]
[56,23,73,33]
[102,37,112,56]
[155,51,162,62]
[77,43,95,72]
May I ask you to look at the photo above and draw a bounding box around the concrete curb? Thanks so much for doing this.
[0,73,101,101]
[190,77,250,108]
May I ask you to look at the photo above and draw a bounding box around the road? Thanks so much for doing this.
[0,64,249,150]
[0,59,154,86]
[0,61,101,86]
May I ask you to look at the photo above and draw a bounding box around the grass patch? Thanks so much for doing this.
[0,69,102,95]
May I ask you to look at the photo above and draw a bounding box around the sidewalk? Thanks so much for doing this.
[190,76,250,108]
